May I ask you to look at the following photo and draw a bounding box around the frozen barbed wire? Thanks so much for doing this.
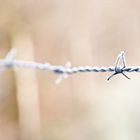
[0,48,140,82]
[0,48,17,74]
[107,51,130,80]
[55,62,71,84]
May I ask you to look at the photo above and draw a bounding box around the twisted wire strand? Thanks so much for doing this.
[1,60,140,73]
[0,60,114,72]
[0,49,139,82]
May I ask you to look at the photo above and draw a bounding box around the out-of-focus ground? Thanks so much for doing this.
[0,0,140,140]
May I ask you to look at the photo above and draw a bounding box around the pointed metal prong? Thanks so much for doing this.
[121,51,126,68]
[107,73,117,81]
[115,51,126,70]
[122,72,130,79]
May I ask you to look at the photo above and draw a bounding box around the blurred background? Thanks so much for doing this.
[0,0,140,140]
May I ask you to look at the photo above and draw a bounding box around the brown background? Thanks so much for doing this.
[0,0,140,140]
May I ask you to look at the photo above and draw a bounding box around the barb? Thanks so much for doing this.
[0,48,140,83]
[107,51,130,80]
[55,62,71,84]
[0,48,17,74]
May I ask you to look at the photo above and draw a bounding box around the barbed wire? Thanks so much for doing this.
[0,48,139,83]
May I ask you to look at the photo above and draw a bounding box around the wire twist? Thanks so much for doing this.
[0,49,140,82]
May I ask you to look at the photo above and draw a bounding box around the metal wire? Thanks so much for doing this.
[0,49,139,83]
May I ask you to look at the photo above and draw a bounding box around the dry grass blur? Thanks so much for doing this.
[0,0,140,140]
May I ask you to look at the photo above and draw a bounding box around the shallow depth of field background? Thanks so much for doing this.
[0,0,140,140]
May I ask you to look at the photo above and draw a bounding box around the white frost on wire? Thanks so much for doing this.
[0,48,140,82]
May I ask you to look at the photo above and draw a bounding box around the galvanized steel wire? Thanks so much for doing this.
[0,49,139,83]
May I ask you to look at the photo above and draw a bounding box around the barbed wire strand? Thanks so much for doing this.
[0,48,140,83]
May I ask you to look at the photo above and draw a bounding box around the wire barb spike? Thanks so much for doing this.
[107,51,130,80]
